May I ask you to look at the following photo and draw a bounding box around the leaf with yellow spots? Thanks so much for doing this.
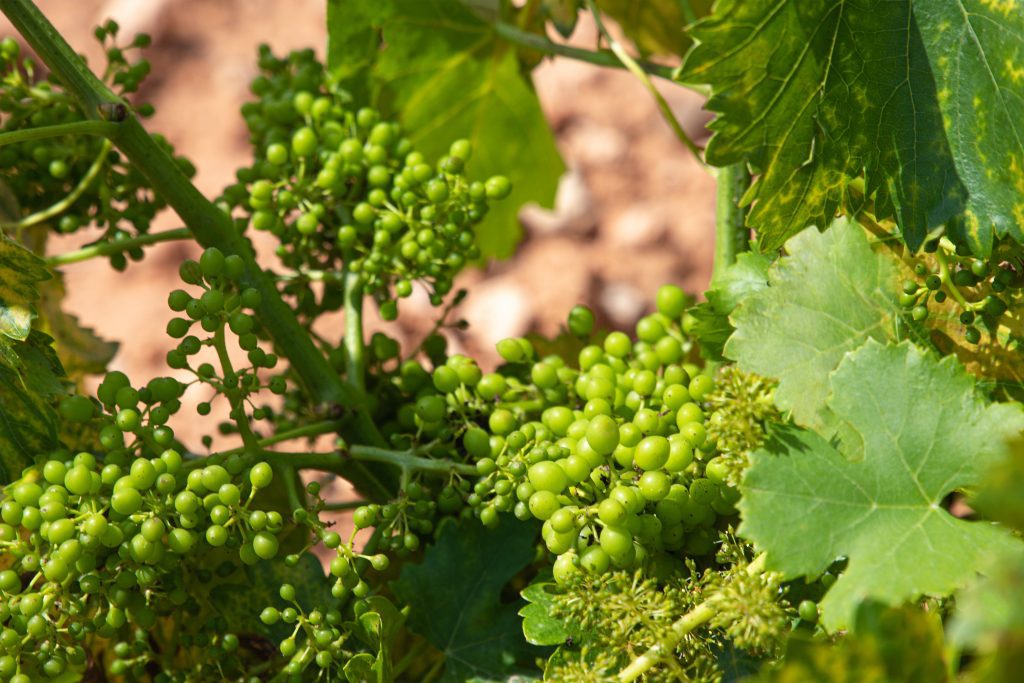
[679,0,965,252]
[915,2,1024,256]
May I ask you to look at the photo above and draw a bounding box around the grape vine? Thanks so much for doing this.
[0,0,1021,681]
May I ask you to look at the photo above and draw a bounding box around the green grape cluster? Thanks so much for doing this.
[164,246,288,442]
[0,444,281,681]
[257,583,391,680]
[394,285,745,579]
[702,367,779,488]
[901,238,1022,344]
[221,46,511,317]
[0,23,194,269]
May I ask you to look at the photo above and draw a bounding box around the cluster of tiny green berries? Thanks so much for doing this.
[902,240,1021,344]
[221,46,511,316]
[0,25,194,269]
[396,285,743,580]
[165,247,289,435]
[0,444,280,680]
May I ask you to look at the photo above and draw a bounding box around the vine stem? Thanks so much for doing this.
[0,0,397,498]
[934,243,973,310]
[584,0,704,161]
[0,120,119,147]
[343,268,366,393]
[617,554,767,681]
[262,447,478,477]
[45,227,190,266]
[711,163,750,285]
[493,21,677,81]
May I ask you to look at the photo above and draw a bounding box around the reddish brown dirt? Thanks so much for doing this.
[1,2,716,539]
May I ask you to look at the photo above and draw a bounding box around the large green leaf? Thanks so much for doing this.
[690,251,770,360]
[392,518,543,682]
[726,221,898,436]
[914,2,1024,254]
[37,274,118,378]
[326,0,564,259]
[753,605,948,683]
[594,0,712,57]
[0,330,64,482]
[0,230,50,348]
[740,341,1024,631]
[679,0,965,251]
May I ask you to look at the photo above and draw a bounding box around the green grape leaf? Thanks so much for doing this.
[594,0,711,57]
[392,518,544,682]
[346,595,403,682]
[519,580,592,648]
[343,654,378,683]
[543,0,580,38]
[949,546,1024,652]
[0,179,20,223]
[0,231,50,346]
[37,274,118,378]
[326,0,564,259]
[914,3,1024,255]
[753,605,948,683]
[971,438,1024,532]
[211,552,334,643]
[726,221,898,437]
[0,330,64,483]
[740,340,1024,631]
[678,0,964,251]
[691,251,771,360]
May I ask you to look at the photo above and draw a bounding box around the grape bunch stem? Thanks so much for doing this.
[617,553,768,682]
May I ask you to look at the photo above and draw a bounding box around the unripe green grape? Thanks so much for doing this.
[115,408,140,432]
[638,471,671,501]
[489,409,516,435]
[542,520,575,553]
[111,488,142,515]
[798,599,818,623]
[528,490,559,520]
[549,507,576,534]
[584,414,619,455]
[252,531,279,560]
[266,142,288,165]
[680,422,707,447]
[568,305,595,337]
[688,374,714,400]
[656,284,686,318]
[484,175,511,199]
[496,338,525,362]
[58,395,93,423]
[199,247,226,279]
[168,528,194,553]
[553,551,579,583]
[664,437,694,472]
[528,461,569,493]
[353,506,377,529]
[598,498,627,526]
[414,395,446,423]
[291,126,317,156]
[689,478,717,505]
[129,459,157,489]
[206,525,228,547]
[599,526,634,566]
[635,316,665,343]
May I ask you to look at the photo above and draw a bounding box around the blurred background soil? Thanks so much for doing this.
[2,0,716,531]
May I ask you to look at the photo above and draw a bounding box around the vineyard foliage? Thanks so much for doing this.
[0,0,1022,681]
